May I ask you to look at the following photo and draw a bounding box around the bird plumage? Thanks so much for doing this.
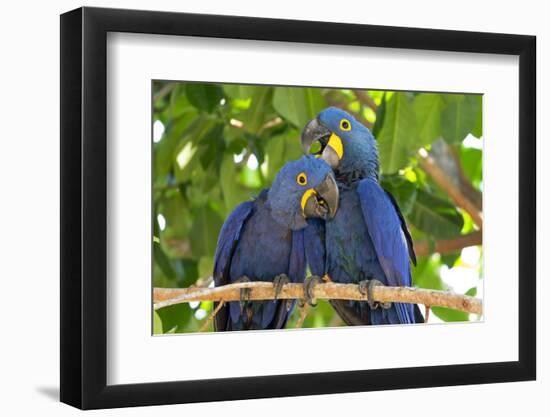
[302,107,422,325]
[213,156,338,331]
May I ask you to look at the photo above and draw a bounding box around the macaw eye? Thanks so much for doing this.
[340,119,351,131]
[296,172,308,186]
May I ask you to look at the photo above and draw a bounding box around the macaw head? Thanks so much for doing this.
[301,107,379,180]
[267,155,339,230]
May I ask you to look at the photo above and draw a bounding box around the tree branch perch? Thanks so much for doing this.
[154,281,482,315]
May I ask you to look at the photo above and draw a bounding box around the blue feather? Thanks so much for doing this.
[213,156,335,331]
[356,178,416,324]
[312,107,421,325]
[304,218,326,277]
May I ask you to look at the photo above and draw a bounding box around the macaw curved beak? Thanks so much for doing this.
[301,173,339,220]
[301,118,343,169]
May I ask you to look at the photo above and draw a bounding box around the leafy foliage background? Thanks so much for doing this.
[152,81,483,334]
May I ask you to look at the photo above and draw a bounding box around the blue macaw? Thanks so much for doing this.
[213,156,339,331]
[301,107,423,325]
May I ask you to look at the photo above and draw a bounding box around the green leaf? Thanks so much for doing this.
[158,192,190,241]
[156,304,192,333]
[185,83,224,113]
[172,118,217,183]
[441,252,461,267]
[169,84,195,119]
[471,95,483,138]
[197,123,226,170]
[173,259,199,288]
[263,134,286,182]
[431,306,469,322]
[153,311,163,334]
[239,164,262,189]
[154,111,199,179]
[371,93,386,138]
[262,129,301,182]
[414,93,443,145]
[198,256,214,279]
[239,87,274,133]
[223,84,260,100]
[460,147,482,188]
[409,189,464,238]
[219,154,251,214]
[465,287,477,297]
[189,206,224,259]
[272,87,325,129]
[441,95,480,144]
[377,93,418,174]
[380,175,417,216]
[412,256,444,290]
[153,240,176,281]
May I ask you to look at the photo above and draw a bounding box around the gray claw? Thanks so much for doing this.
[273,274,290,300]
[358,279,391,310]
[304,275,324,307]
[234,276,252,312]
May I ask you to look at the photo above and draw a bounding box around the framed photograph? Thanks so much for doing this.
[60,6,536,410]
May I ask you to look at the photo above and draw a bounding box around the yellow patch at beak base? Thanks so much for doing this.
[327,133,344,159]
[300,188,317,213]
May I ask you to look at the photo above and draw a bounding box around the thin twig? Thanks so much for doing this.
[328,314,344,327]
[153,82,176,103]
[294,304,311,328]
[199,300,225,332]
[259,117,283,134]
[154,281,482,315]
[424,305,431,323]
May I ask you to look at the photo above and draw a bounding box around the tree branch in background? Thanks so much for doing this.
[326,93,373,129]
[163,238,192,258]
[352,89,378,111]
[153,82,176,103]
[259,116,283,134]
[350,108,373,129]
[418,148,483,229]
[428,140,482,211]
[154,281,482,315]
[414,231,482,257]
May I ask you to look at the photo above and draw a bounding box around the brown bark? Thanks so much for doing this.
[154,281,482,315]
[418,152,483,229]
[414,231,482,257]
[352,89,378,111]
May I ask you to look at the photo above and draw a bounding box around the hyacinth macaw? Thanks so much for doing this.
[213,155,339,331]
[301,107,423,325]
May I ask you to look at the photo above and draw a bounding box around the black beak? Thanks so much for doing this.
[301,118,332,156]
[303,173,339,220]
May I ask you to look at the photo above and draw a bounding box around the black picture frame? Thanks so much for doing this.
[60,6,536,410]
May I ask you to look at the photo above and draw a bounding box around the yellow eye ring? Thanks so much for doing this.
[296,172,308,186]
[340,119,351,131]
